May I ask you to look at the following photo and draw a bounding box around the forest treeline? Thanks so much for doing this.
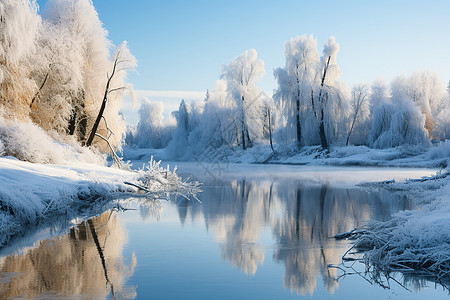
[1,1,449,161]
[128,36,450,158]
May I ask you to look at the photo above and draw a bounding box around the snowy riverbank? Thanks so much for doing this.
[123,140,450,169]
[337,166,450,284]
[0,156,199,248]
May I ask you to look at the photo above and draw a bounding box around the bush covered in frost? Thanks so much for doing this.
[0,115,105,165]
[370,101,430,148]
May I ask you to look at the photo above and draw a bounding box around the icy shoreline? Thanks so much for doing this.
[337,166,450,286]
[123,141,450,169]
[0,156,200,248]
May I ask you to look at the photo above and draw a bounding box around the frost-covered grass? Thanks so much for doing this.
[342,166,450,284]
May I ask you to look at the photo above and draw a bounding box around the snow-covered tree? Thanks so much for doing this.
[35,0,135,149]
[0,0,40,120]
[274,35,345,149]
[186,79,233,154]
[167,99,192,158]
[29,16,84,134]
[370,100,429,148]
[132,100,173,149]
[274,35,319,147]
[346,84,369,145]
[221,49,265,149]
[316,36,342,149]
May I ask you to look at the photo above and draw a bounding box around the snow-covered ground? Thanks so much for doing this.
[123,140,450,169]
[0,155,200,248]
[0,156,136,246]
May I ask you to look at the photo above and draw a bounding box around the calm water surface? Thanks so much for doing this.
[0,164,447,299]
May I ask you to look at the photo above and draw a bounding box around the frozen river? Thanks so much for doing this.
[0,164,446,299]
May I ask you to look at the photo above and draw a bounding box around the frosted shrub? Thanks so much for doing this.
[130,100,174,149]
[370,101,429,148]
[427,139,450,160]
[133,157,201,200]
[0,116,105,164]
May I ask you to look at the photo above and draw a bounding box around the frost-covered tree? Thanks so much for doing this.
[85,42,136,148]
[316,36,341,149]
[167,99,192,158]
[369,75,433,148]
[186,79,233,153]
[35,0,135,149]
[369,79,389,114]
[274,35,344,149]
[0,0,40,119]
[370,100,429,148]
[346,84,369,145]
[389,71,449,141]
[221,49,265,149]
[132,100,173,149]
[274,35,319,147]
[29,17,84,134]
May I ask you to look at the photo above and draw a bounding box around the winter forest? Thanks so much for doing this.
[1,1,449,162]
[127,39,450,160]
[1,0,450,299]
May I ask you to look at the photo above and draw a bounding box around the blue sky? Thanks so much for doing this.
[37,0,450,123]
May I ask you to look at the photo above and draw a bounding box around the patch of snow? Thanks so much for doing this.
[0,156,200,248]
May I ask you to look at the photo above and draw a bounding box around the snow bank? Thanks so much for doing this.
[352,167,450,278]
[268,143,448,168]
[125,138,449,169]
[0,156,200,247]
[0,116,104,165]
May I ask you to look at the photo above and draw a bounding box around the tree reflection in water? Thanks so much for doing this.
[173,179,413,295]
[0,211,136,299]
[0,178,416,298]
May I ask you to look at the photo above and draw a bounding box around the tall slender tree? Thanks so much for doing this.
[222,49,265,150]
[274,35,319,148]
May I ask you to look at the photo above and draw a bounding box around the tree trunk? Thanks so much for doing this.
[68,110,77,135]
[268,108,274,151]
[295,74,302,148]
[85,58,118,147]
[78,102,87,144]
[296,99,301,148]
[311,89,317,118]
[317,56,331,150]
[346,116,357,146]
[319,108,328,149]
[244,125,252,148]
[240,95,252,150]
[86,96,107,147]
[241,123,246,150]
[29,72,49,109]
